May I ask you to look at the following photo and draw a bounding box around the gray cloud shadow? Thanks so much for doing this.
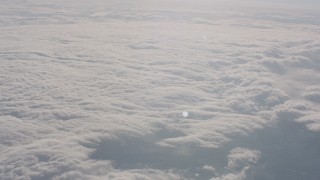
[233,119,320,180]
[90,129,229,179]
[90,117,320,179]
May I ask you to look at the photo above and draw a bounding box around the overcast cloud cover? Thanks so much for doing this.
[1,0,320,179]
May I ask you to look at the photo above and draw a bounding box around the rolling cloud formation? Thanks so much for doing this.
[1,0,320,179]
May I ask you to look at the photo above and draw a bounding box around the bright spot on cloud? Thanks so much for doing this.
[182,111,189,117]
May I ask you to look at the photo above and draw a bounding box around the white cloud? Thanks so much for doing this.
[211,148,260,180]
[227,148,261,170]
[0,0,320,179]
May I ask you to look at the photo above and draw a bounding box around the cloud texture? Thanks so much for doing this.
[1,0,320,179]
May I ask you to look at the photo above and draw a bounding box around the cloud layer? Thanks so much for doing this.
[1,0,320,179]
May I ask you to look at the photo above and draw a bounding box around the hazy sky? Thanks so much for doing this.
[256,0,320,8]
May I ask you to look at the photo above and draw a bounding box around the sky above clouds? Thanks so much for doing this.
[0,0,320,180]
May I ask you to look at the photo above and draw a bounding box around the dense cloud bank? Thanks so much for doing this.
[1,0,320,179]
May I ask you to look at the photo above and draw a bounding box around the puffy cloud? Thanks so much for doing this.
[211,148,260,180]
[227,148,261,170]
[0,0,320,179]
